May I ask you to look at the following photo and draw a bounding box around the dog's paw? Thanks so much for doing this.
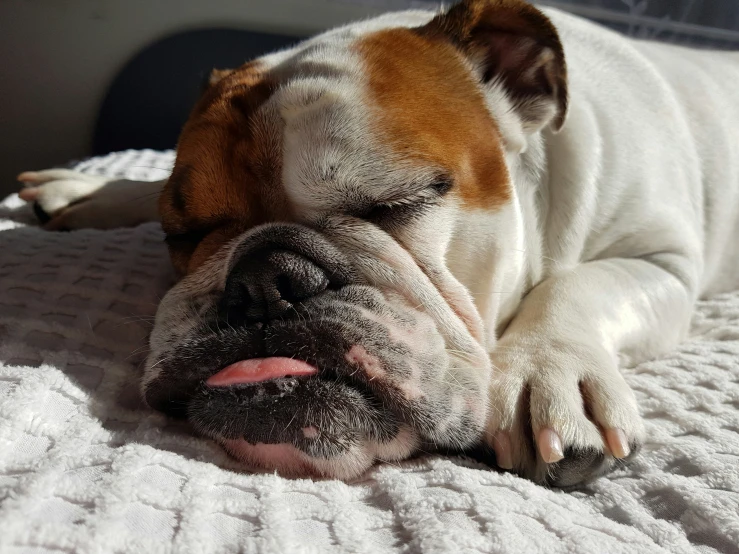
[18,169,111,229]
[17,169,157,230]
[486,335,644,487]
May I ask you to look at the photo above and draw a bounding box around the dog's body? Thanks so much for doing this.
[19,2,739,486]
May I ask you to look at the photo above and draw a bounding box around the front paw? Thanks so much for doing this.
[486,336,644,487]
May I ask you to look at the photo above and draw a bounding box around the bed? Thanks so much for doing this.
[0,150,737,553]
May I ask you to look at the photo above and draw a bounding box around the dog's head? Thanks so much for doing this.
[144,0,567,479]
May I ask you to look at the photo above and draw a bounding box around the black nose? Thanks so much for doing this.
[222,249,330,322]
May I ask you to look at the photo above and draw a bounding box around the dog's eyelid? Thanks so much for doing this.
[429,176,453,196]
[373,176,453,208]
[163,215,234,246]
[350,175,452,222]
[360,192,444,223]
[164,228,210,247]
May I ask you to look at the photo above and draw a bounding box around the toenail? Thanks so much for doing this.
[538,428,564,463]
[605,428,630,458]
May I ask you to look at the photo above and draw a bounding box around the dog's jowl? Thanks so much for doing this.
[18,0,739,486]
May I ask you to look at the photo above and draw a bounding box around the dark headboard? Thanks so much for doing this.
[92,28,303,156]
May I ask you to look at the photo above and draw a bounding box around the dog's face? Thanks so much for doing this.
[144,0,567,479]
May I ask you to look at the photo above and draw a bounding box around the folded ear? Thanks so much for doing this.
[198,68,235,96]
[208,68,235,87]
[420,0,568,133]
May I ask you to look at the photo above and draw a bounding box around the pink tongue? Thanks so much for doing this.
[207,357,318,386]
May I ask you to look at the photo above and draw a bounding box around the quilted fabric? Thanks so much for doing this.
[0,150,737,554]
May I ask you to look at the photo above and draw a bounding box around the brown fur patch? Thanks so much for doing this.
[355,28,511,211]
[159,62,288,273]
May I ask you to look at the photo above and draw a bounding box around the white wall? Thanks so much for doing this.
[0,0,384,196]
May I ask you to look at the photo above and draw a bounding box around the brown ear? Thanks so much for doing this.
[419,0,568,133]
[208,68,235,87]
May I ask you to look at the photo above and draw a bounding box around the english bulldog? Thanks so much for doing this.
[17,0,739,487]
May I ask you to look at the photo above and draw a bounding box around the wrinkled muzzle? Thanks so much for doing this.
[144,223,490,479]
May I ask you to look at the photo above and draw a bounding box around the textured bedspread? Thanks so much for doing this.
[0,150,737,554]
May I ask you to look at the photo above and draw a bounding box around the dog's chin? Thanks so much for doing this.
[145,285,489,478]
[186,374,409,479]
[219,424,420,480]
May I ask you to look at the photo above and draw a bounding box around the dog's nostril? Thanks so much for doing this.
[275,271,329,305]
[276,274,298,304]
[220,282,256,324]
[224,247,334,322]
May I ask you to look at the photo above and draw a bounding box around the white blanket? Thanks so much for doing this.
[1,150,737,554]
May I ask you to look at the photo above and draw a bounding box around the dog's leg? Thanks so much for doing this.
[18,169,165,230]
[486,255,695,486]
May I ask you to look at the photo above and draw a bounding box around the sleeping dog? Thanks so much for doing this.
[17,0,739,486]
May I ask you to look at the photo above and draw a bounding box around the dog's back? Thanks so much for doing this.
[542,9,739,297]
[636,43,739,294]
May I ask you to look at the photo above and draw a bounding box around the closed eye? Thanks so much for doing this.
[360,178,452,223]
[164,228,210,249]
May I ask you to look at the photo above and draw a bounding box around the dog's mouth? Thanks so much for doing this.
[206,357,319,386]
[144,285,487,479]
